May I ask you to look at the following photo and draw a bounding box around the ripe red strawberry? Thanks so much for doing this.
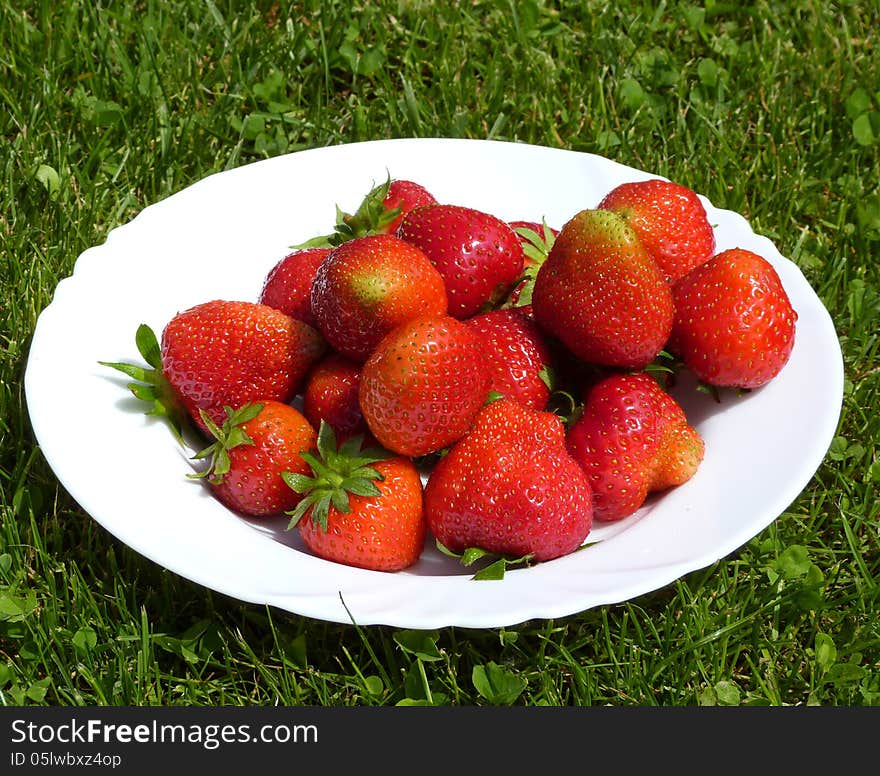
[397,203,525,319]
[190,401,317,517]
[302,352,369,442]
[258,247,331,327]
[296,177,437,247]
[310,233,448,363]
[358,314,492,457]
[598,178,716,284]
[531,208,674,370]
[668,247,798,389]
[102,301,325,438]
[381,179,437,235]
[424,398,593,563]
[566,372,704,522]
[285,423,426,572]
[464,308,553,411]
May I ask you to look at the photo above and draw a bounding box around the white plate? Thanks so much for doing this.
[24,138,844,628]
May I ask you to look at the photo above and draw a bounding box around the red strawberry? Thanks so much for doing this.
[310,233,448,363]
[668,248,797,389]
[358,314,492,457]
[531,208,674,370]
[598,178,716,284]
[296,177,437,247]
[302,352,369,442]
[424,398,593,563]
[258,247,331,327]
[566,372,704,522]
[464,308,553,411]
[102,301,325,438]
[285,423,426,572]
[397,203,525,319]
[381,179,437,234]
[190,401,317,517]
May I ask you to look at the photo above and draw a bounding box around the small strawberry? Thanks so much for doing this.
[190,401,317,517]
[258,247,331,327]
[397,203,524,319]
[284,422,426,572]
[668,247,798,389]
[302,352,370,442]
[310,233,448,363]
[531,208,674,370]
[464,308,553,411]
[565,372,704,522]
[598,178,716,285]
[504,220,558,309]
[296,177,437,247]
[358,314,492,457]
[101,301,325,437]
[424,398,593,563]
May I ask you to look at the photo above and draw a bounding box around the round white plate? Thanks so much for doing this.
[24,138,844,628]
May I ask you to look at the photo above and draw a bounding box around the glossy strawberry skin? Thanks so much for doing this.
[424,399,593,562]
[566,373,704,522]
[302,353,369,442]
[310,233,448,363]
[531,209,674,370]
[464,308,553,411]
[358,315,492,457]
[668,248,798,389]
[298,457,426,572]
[258,247,331,327]
[397,204,524,319]
[381,179,437,235]
[598,179,716,284]
[210,401,317,518]
[160,300,325,430]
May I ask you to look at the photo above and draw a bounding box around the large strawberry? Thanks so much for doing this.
[102,300,325,438]
[190,401,317,517]
[284,422,426,572]
[397,203,524,319]
[668,247,798,389]
[424,398,593,563]
[310,233,448,363]
[258,246,331,327]
[464,308,553,411]
[598,178,716,284]
[302,352,370,442]
[565,372,704,522]
[531,208,674,370]
[358,314,492,457]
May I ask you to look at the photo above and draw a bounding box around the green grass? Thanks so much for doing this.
[1,0,878,706]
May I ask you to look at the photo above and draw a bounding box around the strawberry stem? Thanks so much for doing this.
[283,421,393,532]
[187,403,263,484]
[99,323,195,447]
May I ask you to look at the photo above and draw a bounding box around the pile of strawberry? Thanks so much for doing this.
[104,174,798,576]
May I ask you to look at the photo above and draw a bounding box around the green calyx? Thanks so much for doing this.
[187,403,263,485]
[292,176,402,249]
[436,541,534,581]
[99,323,194,447]
[505,219,557,309]
[283,421,393,532]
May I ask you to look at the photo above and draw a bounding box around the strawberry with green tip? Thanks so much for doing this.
[531,208,674,370]
[358,314,492,457]
[565,372,704,522]
[310,233,448,363]
[284,422,426,572]
[668,247,798,389]
[424,398,593,563]
[190,400,317,517]
[598,178,716,285]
